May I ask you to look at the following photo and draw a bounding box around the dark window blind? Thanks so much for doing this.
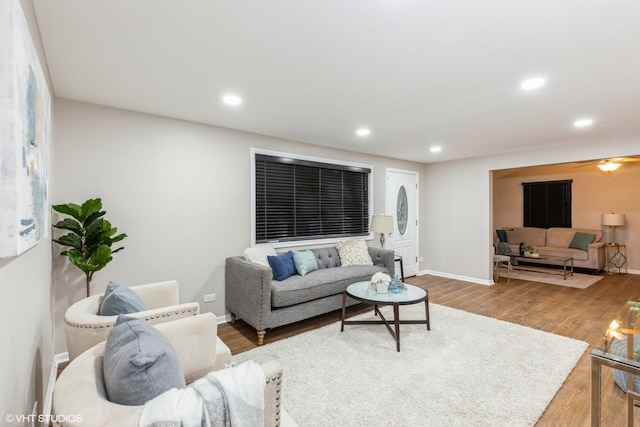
[523,180,572,228]
[255,154,370,243]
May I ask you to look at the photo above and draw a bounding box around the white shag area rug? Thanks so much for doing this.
[500,268,603,288]
[233,304,587,427]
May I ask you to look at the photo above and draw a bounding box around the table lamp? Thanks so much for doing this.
[602,213,625,245]
[371,215,394,248]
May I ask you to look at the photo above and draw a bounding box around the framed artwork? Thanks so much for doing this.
[0,0,51,258]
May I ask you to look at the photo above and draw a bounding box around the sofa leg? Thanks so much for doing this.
[230,313,236,323]
[257,329,266,346]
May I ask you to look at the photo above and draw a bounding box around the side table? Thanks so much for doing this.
[395,255,404,281]
[607,244,627,274]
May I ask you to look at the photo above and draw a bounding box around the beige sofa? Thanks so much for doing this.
[502,227,606,273]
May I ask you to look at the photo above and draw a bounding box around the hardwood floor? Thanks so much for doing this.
[218,272,640,426]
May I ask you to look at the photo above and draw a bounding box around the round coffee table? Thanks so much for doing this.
[340,281,430,352]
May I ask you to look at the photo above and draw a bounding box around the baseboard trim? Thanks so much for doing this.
[43,352,69,419]
[420,269,493,286]
[218,313,232,324]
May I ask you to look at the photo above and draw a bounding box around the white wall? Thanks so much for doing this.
[0,0,55,420]
[51,99,428,353]
[423,137,640,282]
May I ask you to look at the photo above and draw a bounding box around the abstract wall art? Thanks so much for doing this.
[0,0,51,258]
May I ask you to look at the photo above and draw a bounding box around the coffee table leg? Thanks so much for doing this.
[425,297,430,331]
[340,291,346,332]
[393,303,400,352]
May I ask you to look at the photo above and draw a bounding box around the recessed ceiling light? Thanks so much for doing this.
[520,77,546,91]
[573,118,594,128]
[223,95,242,106]
[356,128,371,137]
[430,146,442,153]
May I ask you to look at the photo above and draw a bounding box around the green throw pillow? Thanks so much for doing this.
[496,229,508,242]
[569,232,596,251]
[293,250,319,276]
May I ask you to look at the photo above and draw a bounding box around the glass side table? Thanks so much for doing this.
[607,243,627,274]
[591,301,640,426]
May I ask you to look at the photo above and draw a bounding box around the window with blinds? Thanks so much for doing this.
[523,179,572,228]
[254,154,371,243]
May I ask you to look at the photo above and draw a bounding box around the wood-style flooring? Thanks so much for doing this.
[218,272,640,427]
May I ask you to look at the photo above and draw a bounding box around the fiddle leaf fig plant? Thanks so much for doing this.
[52,198,127,297]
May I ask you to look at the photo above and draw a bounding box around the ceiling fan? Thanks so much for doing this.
[573,156,640,172]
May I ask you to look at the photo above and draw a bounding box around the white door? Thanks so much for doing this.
[386,169,419,277]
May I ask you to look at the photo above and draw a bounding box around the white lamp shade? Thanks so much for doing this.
[371,215,394,234]
[602,213,625,226]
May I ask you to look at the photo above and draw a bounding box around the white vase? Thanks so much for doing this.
[375,282,389,293]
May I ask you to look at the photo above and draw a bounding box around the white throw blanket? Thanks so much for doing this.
[140,360,265,427]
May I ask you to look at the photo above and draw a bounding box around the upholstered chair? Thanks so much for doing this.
[64,280,199,361]
[52,313,295,426]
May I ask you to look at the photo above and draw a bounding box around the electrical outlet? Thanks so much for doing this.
[204,293,216,303]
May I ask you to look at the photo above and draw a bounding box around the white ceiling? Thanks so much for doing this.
[32,0,640,163]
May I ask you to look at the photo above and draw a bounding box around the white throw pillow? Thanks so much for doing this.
[336,240,373,266]
[243,244,277,267]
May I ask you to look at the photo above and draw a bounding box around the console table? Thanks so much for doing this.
[591,301,640,426]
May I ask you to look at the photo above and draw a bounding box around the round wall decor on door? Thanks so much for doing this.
[396,185,408,236]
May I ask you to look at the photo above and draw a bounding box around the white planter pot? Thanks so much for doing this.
[375,282,389,293]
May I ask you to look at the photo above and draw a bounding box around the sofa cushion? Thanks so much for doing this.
[505,227,546,248]
[569,232,596,251]
[243,244,277,267]
[547,227,603,247]
[293,250,319,276]
[271,265,387,307]
[536,247,588,261]
[267,251,297,281]
[103,315,185,406]
[496,229,508,242]
[99,281,148,316]
[335,240,373,266]
[311,247,342,269]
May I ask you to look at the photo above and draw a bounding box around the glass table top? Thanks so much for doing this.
[591,301,640,370]
[346,280,427,304]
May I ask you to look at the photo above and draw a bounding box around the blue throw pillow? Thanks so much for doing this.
[267,251,297,281]
[99,281,148,316]
[569,232,596,251]
[293,250,319,276]
[103,315,185,405]
[496,229,508,243]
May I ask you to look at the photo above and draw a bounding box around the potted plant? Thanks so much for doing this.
[371,272,391,293]
[523,244,535,257]
[52,198,127,297]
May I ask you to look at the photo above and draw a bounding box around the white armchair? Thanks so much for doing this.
[64,280,199,361]
[52,313,292,426]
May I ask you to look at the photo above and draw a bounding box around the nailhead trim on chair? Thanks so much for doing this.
[266,372,282,426]
[64,306,199,328]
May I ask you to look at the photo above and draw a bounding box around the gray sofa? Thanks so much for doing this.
[501,226,606,272]
[225,246,395,345]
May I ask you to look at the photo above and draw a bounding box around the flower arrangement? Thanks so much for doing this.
[371,272,391,285]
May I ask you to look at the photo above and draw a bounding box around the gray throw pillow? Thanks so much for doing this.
[98,281,148,316]
[103,315,186,406]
